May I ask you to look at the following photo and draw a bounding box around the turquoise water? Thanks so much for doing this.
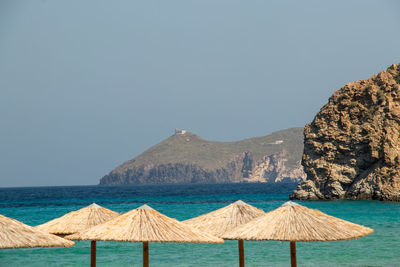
[0,183,399,266]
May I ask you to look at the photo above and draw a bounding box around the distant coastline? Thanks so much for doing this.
[99,128,305,186]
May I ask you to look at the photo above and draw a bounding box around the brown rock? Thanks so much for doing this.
[290,64,400,201]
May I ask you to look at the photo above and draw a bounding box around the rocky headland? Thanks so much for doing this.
[100,128,306,185]
[290,64,400,201]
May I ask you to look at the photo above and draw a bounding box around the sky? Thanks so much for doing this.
[1,0,400,187]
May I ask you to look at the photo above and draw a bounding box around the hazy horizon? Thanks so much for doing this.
[1,0,400,187]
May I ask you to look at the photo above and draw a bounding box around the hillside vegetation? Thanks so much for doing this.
[100,127,305,185]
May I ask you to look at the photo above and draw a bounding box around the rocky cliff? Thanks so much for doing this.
[290,64,400,201]
[100,127,306,185]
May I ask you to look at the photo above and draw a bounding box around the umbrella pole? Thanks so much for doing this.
[143,241,149,267]
[238,239,245,267]
[91,240,96,267]
[290,241,296,267]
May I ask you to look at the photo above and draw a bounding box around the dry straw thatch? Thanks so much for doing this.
[223,201,373,267]
[35,203,119,267]
[67,204,223,267]
[35,203,120,235]
[0,214,74,249]
[67,204,223,243]
[222,201,373,241]
[183,200,265,236]
[183,200,265,267]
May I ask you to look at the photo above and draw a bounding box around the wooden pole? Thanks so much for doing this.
[91,240,96,267]
[238,239,245,267]
[290,241,297,267]
[143,241,149,267]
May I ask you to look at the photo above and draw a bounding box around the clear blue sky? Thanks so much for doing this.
[1,0,399,187]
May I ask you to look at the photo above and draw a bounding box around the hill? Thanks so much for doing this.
[99,127,305,185]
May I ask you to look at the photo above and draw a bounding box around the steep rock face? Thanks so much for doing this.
[100,128,306,185]
[100,163,232,185]
[244,153,306,183]
[290,64,400,201]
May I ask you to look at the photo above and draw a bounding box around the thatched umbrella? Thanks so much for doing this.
[0,214,74,249]
[66,204,224,267]
[183,200,265,267]
[35,203,119,267]
[223,201,374,267]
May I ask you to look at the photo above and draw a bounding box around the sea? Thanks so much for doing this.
[0,183,399,267]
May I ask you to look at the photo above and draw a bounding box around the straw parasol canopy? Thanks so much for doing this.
[223,201,374,267]
[184,200,265,267]
[66,204,224,267]
[183,200,265,236]
[35,203,119,236]
[35,203,119,267]
[0,214,74,249]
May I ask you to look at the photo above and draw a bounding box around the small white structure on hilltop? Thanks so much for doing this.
[175,129,187,135]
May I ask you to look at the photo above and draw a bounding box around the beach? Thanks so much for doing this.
[0,183,399,266]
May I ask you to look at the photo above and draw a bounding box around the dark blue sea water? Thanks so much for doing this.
[0,183,399,267]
